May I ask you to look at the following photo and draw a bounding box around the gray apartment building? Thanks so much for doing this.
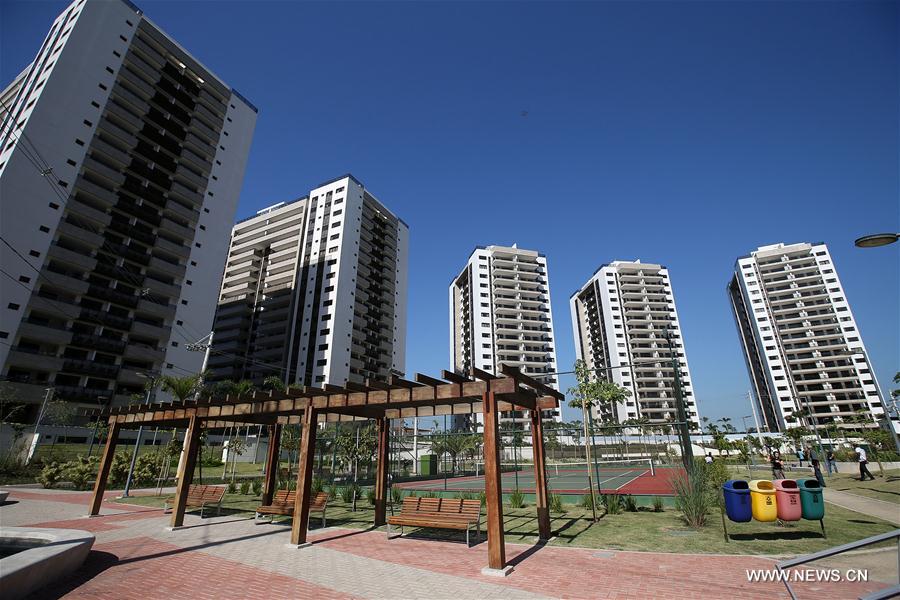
[0,0,257,418]
[206,175,409,388]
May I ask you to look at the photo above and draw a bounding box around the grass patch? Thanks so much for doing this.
[115,489,895,556]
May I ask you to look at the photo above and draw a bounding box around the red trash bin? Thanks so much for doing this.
[773,479,802,521]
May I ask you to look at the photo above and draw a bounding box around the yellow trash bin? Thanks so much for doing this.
[748,480,778,522]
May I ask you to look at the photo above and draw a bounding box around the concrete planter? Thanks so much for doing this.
[0,527,94,600]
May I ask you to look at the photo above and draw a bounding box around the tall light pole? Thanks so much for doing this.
[663,328,694,470]
[123,373,157,497]
[854,233,899,248]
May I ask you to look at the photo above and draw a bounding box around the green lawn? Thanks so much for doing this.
[727,466,900,506]
[116,490,895,557]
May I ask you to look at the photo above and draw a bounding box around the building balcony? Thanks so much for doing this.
[47,243,97,272]
[16,321,73,346]
[124,343,165,363]
[136,298,176,320]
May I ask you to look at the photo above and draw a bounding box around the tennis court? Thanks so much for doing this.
[395,459,682,496]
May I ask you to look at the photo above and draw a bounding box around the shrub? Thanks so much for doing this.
[673,463,711,528]
[312,476,324,494]
[227,481,237,494]
[622,494,638,512]
[406,490,417,499]
[37,461,64,489]
[509,489,526,508]
[602,494,622,515]
[549,493,564,513]
[391,487,403,505]
[652,496,664,513]
[326,485,337,501]
[108,451,132,486]
[580,493,598,511]
[251,479,263,497]
[478,491,486,507]
[366,488,376,505]
[457,492,475,501]
[340,483,360,503]
[239,480,250,495]
[133,452,164,487]
[423,490,437,499]
[65,456,99,490]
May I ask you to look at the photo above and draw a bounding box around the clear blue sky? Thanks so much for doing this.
[3,1,898,426]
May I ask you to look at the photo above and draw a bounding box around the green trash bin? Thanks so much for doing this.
[419,454,437,477]
[798,478,825,520]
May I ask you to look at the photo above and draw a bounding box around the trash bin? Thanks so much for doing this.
[798,479,825,520]
[773,479,802,521]
[722,480,752,522]
[748,480,778,522]
[419,454,437,477]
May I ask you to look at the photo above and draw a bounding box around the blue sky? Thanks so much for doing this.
[3,1,897,426]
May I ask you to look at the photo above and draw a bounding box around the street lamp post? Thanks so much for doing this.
[123,373,156,497]
[663,328,694,470]
[854,233,899,248]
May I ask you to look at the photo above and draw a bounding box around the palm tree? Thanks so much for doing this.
[161,374,202,402]
[262,376,285,392]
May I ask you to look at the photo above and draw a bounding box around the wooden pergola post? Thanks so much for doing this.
[290,408,318,546]
[481,389,508,574]
[262,424,282,505]
[530,409,551,540]
[169,415,202,529]
[374,416,390,526]
[88,420,121,516]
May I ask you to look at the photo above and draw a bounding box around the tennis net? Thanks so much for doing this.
[474,458,654,478]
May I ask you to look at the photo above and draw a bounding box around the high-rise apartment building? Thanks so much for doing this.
[570,261,701,430]
[728,242,888,433]
[0,0,257,417]
[207,175,409,388]
[449,244,560,425]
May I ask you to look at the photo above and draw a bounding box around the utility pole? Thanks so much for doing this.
[123,374,156,497]
[26,387,54,464]
[664,328,693,471]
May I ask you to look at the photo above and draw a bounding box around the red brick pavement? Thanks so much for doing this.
[307,528,886,600]
[34,536,355,600]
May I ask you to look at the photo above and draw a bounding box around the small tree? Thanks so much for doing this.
[262,376,285,393]
[567,359,630,522]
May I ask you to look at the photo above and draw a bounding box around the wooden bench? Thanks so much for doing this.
[387,497,482,546]
[255,490,328,527]
[163,484,226,518]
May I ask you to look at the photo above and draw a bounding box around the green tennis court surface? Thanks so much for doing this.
[396,460,680,496]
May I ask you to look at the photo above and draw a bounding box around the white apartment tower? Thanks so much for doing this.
[570,261,701,430]
[207,175,409,388]
[450,244,560,425]
[728,242,888,433]
[0,0,256,416]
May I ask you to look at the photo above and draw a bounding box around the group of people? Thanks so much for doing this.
[768,445,877,483]
[704,443,879,483]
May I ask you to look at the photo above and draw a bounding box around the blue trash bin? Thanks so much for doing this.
[722,480,752,522]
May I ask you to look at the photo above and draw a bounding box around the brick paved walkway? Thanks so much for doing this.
[0,488,890,599]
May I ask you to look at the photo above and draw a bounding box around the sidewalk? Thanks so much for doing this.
[2,487,891,599]
[824,488,900,526]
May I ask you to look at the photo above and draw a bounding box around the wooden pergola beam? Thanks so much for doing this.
[441,370,470,384]
[414,373,444,386]
[499,364,564,401]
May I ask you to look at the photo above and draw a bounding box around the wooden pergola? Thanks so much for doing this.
[87,365,562,574]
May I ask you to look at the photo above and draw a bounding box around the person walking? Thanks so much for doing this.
[825,449,838,474]
[797,448,804,467]
[806,445,826,487]
[855,446,875,481]
[770,451,785,480]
